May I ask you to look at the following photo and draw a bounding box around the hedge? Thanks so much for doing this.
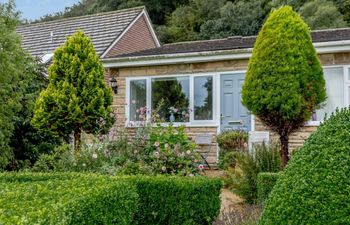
[0,173,138,225]
[0,173,222,225]
[129,176,222,225]
[260,108,350,224]
[256,172,279,203]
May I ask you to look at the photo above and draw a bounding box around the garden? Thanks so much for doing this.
[1,2,350,225]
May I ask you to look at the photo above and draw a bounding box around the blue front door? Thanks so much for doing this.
[220,73,251,131]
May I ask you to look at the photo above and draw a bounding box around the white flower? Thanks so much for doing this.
[164,143,169,148]
[161,166,167,172]
[186,150,191,155]
[92,153,98,159]
[82,163,86,167]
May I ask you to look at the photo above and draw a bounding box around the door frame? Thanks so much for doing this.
[218,71,255,132]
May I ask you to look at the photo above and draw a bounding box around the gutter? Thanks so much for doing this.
[101,40,350,68]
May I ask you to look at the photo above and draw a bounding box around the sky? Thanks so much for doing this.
[0,0,81,20]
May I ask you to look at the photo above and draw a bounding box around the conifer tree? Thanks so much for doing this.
[32,31,115,152]
[242,6,326,166]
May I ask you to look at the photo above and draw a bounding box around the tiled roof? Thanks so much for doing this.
[108,28,350,59]
[17,7,144,57]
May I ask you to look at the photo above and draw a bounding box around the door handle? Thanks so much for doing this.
[220,114,224,124]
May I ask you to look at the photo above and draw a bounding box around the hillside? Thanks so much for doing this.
[33,0,350,44]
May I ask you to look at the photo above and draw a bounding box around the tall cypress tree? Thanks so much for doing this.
[32,31,115,152]
[242,6,326,166]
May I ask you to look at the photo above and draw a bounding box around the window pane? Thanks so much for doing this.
[130,80,147,121]
[194,76,213,120]
[152,77,190,122]
[315,67,344,121]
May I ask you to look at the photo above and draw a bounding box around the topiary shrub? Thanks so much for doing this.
[0,173,138,225]
[256,172,279,204]
[128,176,222,225]
[260,108,350,224]
[242,6,326,166]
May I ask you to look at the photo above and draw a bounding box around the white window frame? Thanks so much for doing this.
[306,65,350,126]
[125,72,220,127]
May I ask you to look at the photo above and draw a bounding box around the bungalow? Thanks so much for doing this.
[18,7,350,166]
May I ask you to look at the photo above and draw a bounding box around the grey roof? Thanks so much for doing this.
[17,7,144,58]
[109,28,350,59]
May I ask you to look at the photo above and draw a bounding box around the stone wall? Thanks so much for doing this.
[105,52,350,165]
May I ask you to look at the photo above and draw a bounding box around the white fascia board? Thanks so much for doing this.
[142,8,161,47]
[102,49,252,68]
[102,40,350,68]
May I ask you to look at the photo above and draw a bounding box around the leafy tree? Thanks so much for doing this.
[200,1,268,40]
[0,0,24,169]
[8,57,61,170]
[299,0,347,30]
[160,0,227,42]
[241,6,326,166]
[32,31,115,152]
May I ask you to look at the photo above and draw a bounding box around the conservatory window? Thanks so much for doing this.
[314,67,344,121]
[151,76,190,122]
[194,76,213,120]
[130,79,147,121]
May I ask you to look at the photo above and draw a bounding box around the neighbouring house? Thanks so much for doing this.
[18,7,350,166]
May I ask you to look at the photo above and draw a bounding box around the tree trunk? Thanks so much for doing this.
[74,128,82,154]
[280,134,289,167]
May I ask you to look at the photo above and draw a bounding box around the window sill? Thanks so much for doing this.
[125,121,219,128]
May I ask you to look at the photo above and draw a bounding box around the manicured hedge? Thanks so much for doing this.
[0,173,138,225]
[257,172,279,203]
[0,173,222,225]
[260,108,350,224]
[128,176,222,225]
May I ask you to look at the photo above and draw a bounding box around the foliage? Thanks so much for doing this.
[0,172,138,225]
[144,123,202,175]
[254,142,281,172]
[256,172,279,204]
[260,108,350,225]
[31,31,114,151]
[128,175,222,225]
[33,123,203,176]
[299,0,346,30]
[8,56,62,171]
[242,6,326,166]
[224,143,282,204]
[216,130,248,151]
[0,0,25,169]
[29,0,350,44]
[200,0,267,40]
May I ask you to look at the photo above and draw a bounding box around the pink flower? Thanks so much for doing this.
[198,164,205,170]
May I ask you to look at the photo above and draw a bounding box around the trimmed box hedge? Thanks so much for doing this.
[257,172,279,203]
[129,176,222,225]
[0,173,138,225]
[0,173,222,225]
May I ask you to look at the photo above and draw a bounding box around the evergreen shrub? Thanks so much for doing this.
[256,172,279,203]
[260,108,350,224]
[0,173,138,225]
[129,176,222,225]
